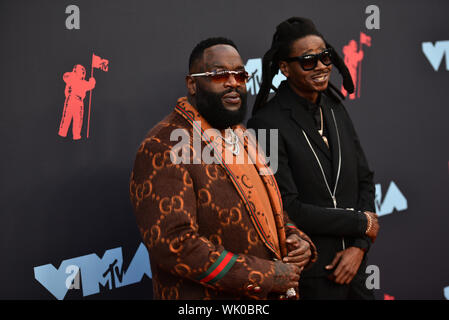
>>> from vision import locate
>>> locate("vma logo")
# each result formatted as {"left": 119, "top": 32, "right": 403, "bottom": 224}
{"left": 34, "top": 243, "right": 152, "bottom": 300}
{"left": 375, "top": 181, "right": 408, "bottom": 217}
{"left": 422, "top": 40, "right": 449, "bottom": 71}
{"left": 245, "top": 58, "right": 285, "bottom": 96}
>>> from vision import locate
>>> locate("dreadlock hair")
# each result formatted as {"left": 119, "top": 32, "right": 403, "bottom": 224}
{"left": 189, "top": 37, "right": 238, "bottom": 72}
{"left": 252, "top": 17, "right": 355, "bottom": 115}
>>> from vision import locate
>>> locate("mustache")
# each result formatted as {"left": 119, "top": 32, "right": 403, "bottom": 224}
{"left": 311, "top": 68, "right": 332, "bottom": 77}
{"left": 195, "top": 85, "right": 248, "bottom": 130}
{"left": 219, "top": 88, "right": 246, "bottom": 98}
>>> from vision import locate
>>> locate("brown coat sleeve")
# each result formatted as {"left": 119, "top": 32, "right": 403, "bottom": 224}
{"left": 130, "top": 138, "right": 280, "bottom": 299}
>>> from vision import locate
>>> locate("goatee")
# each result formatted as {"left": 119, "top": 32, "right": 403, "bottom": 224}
{"left": 194, "top": 87, "right": 247, "bottom": 130}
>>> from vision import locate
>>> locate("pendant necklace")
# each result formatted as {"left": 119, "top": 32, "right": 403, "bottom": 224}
{"left": 318, "top": 107, "right": 329, "bottom": 148}
{"left": 218, "top": 128, "right": 240, "bottom": 156}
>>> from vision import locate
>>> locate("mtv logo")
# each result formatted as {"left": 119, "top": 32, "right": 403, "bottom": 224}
{"left": 375, "top": 181, "right": 408, "bottom": 217}
{"left": 34, "top": 243, "right": 152, "bottom": 300}
{"left": 422, "top": 40, "right": 449, "bottom": 71}
{"left": 245, "top": 58, "right": 286, "bottom": 96}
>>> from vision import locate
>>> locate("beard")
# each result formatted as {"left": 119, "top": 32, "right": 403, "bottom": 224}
{"left": 194, "top": 86, "right": 247, "bottom": 130}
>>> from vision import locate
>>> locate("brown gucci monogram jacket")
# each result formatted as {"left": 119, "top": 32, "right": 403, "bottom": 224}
{"left": 129, "top": 98, "right": 317, "bottom": 299}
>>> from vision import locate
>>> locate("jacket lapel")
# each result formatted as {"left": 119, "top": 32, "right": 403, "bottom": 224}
{"left": 278, "top": 83, "right": 331, "bottom": 159}
{"left": 321, "top": 95, "right": 342, "bottom": 192}
{"left": 174, "top": 97, "right": 284, "bottom": 259}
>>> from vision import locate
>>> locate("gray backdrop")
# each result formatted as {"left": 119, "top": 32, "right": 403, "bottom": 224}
{"left": 1, "top": 0, "right": 448, "bottom": 300}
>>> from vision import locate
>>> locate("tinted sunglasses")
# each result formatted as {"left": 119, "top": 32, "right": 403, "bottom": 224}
{"left": 284, "top": 49, "right": 332, "bottom": 71}
{"left": 189, "top": 70, "right": 250, "bottom": 84}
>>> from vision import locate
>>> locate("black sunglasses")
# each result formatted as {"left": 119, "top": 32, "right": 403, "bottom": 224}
{"left": 284, "top": 49, "right": 333, "bottom": 71}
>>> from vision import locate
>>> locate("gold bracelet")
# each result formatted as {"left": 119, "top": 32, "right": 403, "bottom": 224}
{"left": 364, "top": 212, "right": 372, "bottom": 234}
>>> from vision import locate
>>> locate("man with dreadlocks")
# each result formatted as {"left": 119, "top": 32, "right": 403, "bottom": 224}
{"left": 248, "top": 17, "right": 379, "bottom": 300}
{"left": 130, "top": 37, "right": 317, "bottom": 299}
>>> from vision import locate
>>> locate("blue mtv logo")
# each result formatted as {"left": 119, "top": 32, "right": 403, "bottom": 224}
{"left": 245, "top": 58, "right": 286, "bottom": 96}
{"left": 422, "top": 40, "right": 449, "bottom": 71}
{"left": 375, "top": 181, "right": 408, "bottom": 217}
{"left": 34, "top": 243, "right": 152, "bottom": 300}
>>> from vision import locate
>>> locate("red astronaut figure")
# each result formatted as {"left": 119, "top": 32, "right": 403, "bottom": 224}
{"left": 341, "top": 40, "right": 364, "bottom": 100}
{"left": 58, "top": 64, "right": 96, "bottom": 140}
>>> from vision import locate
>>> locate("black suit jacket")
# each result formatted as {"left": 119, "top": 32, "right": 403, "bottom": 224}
{"left": 247, "top": 81, "right": 375, "bottom": 278}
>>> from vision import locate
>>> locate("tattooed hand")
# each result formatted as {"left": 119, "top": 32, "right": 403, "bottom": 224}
{"left": 283, "top": 234, "right": 312, "bottom": 269}
{"left": 271, "top": 260, "right": 301, "bottom": 293}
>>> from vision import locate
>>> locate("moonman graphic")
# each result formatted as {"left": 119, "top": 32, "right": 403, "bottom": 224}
{"left": 58, "top": 64, "right": 96, "bottom": 140}
{"left": 341, "top": 40, "right": 363, "bottom": 100}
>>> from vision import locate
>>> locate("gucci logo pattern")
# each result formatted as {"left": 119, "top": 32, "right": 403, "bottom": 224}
{"left": 130, "top": 110, "right": 314, "bottom": 300}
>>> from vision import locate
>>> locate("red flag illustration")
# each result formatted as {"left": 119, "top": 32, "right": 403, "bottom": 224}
{"left": 356, "top": 32, "right": 372, "bottom": 98}
{"left": 87, "top": 53, "right": 110, "bottom": 138}
{"left": 341, "top": 40, "right": 364, "bottom": 100}
{"left": 92, "top": 53, "right": 109, "bottom": 72}
{"left": 360, "top": 32, "right": 372, "bottom": 47}
{"left": 341, "top": 33, "right": 372, "bottom": 100}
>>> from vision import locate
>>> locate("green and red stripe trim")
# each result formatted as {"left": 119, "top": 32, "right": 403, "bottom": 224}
{"left": 244, "top": 130, "right": 284, "bottom": 212}
{"left": 259, "top": 153, "right": 283, "bottom": 210}
{"left": 197, "top": 250, "right": 238, "bottom": 284}
{"left": 286, "top": 223, "right": 298, "bottom": 230}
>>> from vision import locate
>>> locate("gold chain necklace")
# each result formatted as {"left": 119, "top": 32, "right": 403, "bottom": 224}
{"left": 318, "top": 107, "right": 329, "bottom": 148}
